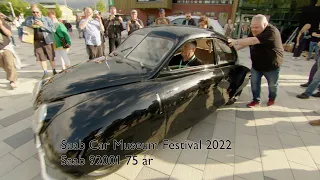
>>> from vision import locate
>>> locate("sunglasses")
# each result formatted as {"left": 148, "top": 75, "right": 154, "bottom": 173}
{"left": 186, "top": 16, "right": 191, "bottom": 18}
{"left": 32, "top": 11, "right": 40, "bottom": 14}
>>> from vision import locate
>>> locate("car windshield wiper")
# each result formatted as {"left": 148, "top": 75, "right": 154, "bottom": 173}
{"left": 120, "top": 47, "right": 133, "bottom": 52}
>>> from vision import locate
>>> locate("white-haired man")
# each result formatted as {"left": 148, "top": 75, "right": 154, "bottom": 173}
{"left": 228, "top": 14, "right": 283, "bottom": 108}
{"left": 80, "top": 7, "right": 105, "bottom": 60}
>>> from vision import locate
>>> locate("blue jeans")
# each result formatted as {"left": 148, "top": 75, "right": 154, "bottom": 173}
{"left": 251, "top": 68, "right": 280, "bottom": 102}
{"left": 305, "top": 58, "right": 320, "bottom": 96}
{"left": 308, "top": 41, "right": 319, "bottom": 60}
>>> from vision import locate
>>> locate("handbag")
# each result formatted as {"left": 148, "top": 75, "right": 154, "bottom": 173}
{"left": 55, "top": 32, "right": 70, "bottom": 49}
{"left": 21, "top": 26, "right": 34, "bottom": 44}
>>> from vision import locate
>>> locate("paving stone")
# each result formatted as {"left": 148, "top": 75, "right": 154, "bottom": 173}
{"left": 0, "top": 142, "right": 14, "bottom": 158}
{"left": 0, "top": 154, "right": 22, "bottom": 177}
{"left": 259, "top": 146, "right": 294, "bottom": 180}
{"left": 213, "top": 118, "right": 235, "bottom": 143}
{"left": 235, "top": 133, "right": 261, "bottom": 162}
{"left": 236, "top": 110, "right": 255, "bottom": 120}
{"left": 100, "top": 174, "right": 128, "bottom": 180}
{"left": 11, "top": 140, "right": 37, "bottom": 161}
{"left": 278, "top": 132, "right": 308, "bottom": 151}
{"left": 135, "top": 166, "right": 169, "bottom": 180}
{"left": 236, "top": 118, "right": 257, "bottom": 136}
{"left": 203, "top": 159, "right": 234, "bottom": 180}
{"left": 0, "top": 157, "right": 40, "bottom": 180}
{"left": 257, "top": 133, "right": 283, "bottom": 151}
{"left": 187, "top": 121, "right": 215, "bottom": 144}
{"left": 255, "top": 119, "right": 278, "bottom": 136}
{"left": 147, "top": 141, "right": 182, "bottom": 175}
{"left": 202, "top": 112, "right": 218, "bottom": 125}
{"left": 169, "top": 163, "right": 203, "bottom": 180}
{"left": 170, "top": 128, "right": 191, "bottom": 142}
{"left": 289, "top": 161, "right": 320, "bottom": 180}
{"left": 283, "top": 144, "right": 318, "bottom": 169}
{"left": 4, "top": 128, "right": 34, "bottom": 149}
{"left": 208, "top": 140, "right": 234, "bottom": 166}
{"left": 0, "top": 107, "right": 33, "bottom": 127}
{"left": 30, "top": 174, "right": 43, "bottom": 180}
{"left": 177, "top": 140, "right": 208, "bottom": 170}
{"left": 234, "top": 156, "right": 264, "bottom": 180}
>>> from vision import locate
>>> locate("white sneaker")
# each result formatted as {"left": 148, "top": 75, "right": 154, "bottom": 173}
{"left": 292, "top": 57, "right": 297, "bottom": 60}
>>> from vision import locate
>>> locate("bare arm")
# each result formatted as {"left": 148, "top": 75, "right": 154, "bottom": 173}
{"left": 99, "top": 18, "right": 104, "bottom": 32}
{"left": 80, "top": 18, "right": 90, "bottom": 30}
{"left": 235, "top": 45, "right": 246, "bottom": 51}
{"left": 0, "top": 20, "right": 12, "bottom": 37}
{"left": 312, "top": 32, "right": 320, "bottom": 38}
{"left": 126, "top": 22, "right": 130, "bottom": 32}
{"left": 296, "top": 31, "right": 302, "bottom": 45}
{"left": 230, "top": 37, "right": 260, "bottom": 49}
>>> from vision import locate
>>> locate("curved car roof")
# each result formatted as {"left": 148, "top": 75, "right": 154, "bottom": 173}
{"left": 134, "top": 25, "right": 224, "bottom": 41}
{"left": 167, "top": 15, "right": 225, "bottom": 35}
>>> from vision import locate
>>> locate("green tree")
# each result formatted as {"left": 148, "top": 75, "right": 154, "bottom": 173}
{"left": 55, "top": 3, "right": 62, "bottom": 18}
{"left": 0, "top": 0, "right": 30, "bottom": 17}
{"left": 96, "top": 0, "right": 106, "bottom": 13}
{"left": 37, "top": 3, "right": 48, "bottom": 16}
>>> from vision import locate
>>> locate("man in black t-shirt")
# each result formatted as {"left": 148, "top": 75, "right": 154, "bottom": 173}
{"left": 307, "top": 23, "right": 320, "bottom": 60}
{"left": 127, "top": 10, "right": 144, "bottom": 36}
{"left": 228, "top": 14, "right": 283, "bottom": 107}
{"left": 169, "top": 41, "right": 202, "bottom": 68}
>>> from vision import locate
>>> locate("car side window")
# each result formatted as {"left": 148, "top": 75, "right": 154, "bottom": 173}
{"left": 171, "top": 18, "right": 185, "bottom": 25}
{"left": 213, "top": 39, "right": 235, "bottom": 65}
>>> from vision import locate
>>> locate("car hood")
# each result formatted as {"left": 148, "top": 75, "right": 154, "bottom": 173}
{"left": 38, "top": 58, "right": 147, "bottom": 102}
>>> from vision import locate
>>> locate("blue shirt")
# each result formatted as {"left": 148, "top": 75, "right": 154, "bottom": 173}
{"left": 81, "top": 18, "right": 101, "bottom": 46}
{"left": 18, "top": 16, "right": 55, "bottom": 44}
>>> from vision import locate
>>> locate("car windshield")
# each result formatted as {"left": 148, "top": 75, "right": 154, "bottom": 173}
{"left": 126, "top": 36, "right": 175, "bottom": 67}
{"left": 114, "top": 34, "right": 145, "bottom": 57}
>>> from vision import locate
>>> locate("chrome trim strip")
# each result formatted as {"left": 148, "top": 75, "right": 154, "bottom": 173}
{"left": 156, "top": 93, "right": 163, "bottom": 114}
{"left": 35, "top": 135, "right": 57, "bottom": 180}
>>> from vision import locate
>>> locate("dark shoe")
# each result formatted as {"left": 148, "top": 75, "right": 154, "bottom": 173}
{"left": 53, "top": 70, "right": 57, "bottom": 75}
{"left": 267, "top": 99, "right": 275, "bottom": 106}
{"left": 226, "top": 98, "right": 237, "bottom": 105}
{"left": 311, "top": 92, "right": 320, "bottom": 97}
{"left": 300, "top": 83, "right": 309, "bottom": 87}
{"left": 247, "top": 101, "right": 260, "bottom": 108}
{"left": 309, "top": 120, "right": 320, "bottom": 126}
{"left": 296, "top": 93, "right": 309, "bottom": 99}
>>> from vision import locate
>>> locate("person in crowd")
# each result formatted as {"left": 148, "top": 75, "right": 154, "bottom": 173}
{"left": 11, "top": 16, "right": 21, "bottom": 46}
{"left": 292, "top": 23, "right": 311, "bottom": 60}
{"left": 104, "top": 6, "right": 124, "bottom": 54}
{"left": 300, "top": 60, "right": 320, "bottom": 97}
{"left": 307, "top": 23, "right": 320, "bottom": 60}
{"left": 297, "top": 41, "right": 320, "bottom": 99}
{"left": 127, "top": 9, "right": 143, "bottom": 36}
{"left": 19, "top": 4, "right": 56, "bottom": 79}
{"left": 198, "top": 16, "right": 213, "bottom": 30}
{"left": 97, "top": 11, "right": 106, "bottom": 56}
{"left": 182, "top": 12, "right": 196, "bottom": 26}
{"left": 0, "top": 13, "right": 18, "bottom": 89}
{"left": 80, "top": 7, "right": 105, "bottom": 60}
{"left": 64, "top": 20, "right": 73, "bottom": 36}
{"left": 169, "top": 41, "right": 202, "bottom": 68}
{"left": 48, "top": 11, "right": 71, "bottom": 71}
{"left": 76, "top": 16, "right": 83, "bottom": 38}
{"left": 155, "top": 9, "right": 170, "bottom": 25}
{"left": 228, "top": 14, "right": 283, "bottom": 107}
{"left": 224, "top": 19, "right": 234, "bottom": 38}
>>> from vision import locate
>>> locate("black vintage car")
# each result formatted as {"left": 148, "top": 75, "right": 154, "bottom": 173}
{"left": 32, "top": 25, "right": 250, "bottom": 179}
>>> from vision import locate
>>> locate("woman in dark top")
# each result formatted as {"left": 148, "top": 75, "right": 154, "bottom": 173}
{"left": 293, "top": 23, "right": 311, "bottom": 60}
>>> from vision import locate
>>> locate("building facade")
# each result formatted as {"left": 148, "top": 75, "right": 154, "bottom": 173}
{"left": 114, "top": 0, "right": 236, "bottom": 27}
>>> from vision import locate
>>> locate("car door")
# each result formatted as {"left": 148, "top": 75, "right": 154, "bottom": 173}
{"left": 156, "top": 65, "right": 224, "bottom": 139}
{"left": 213, "top": 38, "right": 250, "bottom": 104}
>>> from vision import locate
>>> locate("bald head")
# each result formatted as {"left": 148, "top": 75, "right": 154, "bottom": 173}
{"left": 250, "top": 14, "right": 269, "bottom": 36}
{"left": 84, "top": 7, "right": 93, "bottom": 18}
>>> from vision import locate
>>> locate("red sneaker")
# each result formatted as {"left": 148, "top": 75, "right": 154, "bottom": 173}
{"left": 267, "top": 99, "right": 275, "bottom": 106}
{"left": 247, "top": 101, "right": 260, "bottom": 108}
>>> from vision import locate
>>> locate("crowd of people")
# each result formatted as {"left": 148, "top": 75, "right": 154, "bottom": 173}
{"left": 0, "top": 4, "right": 319, "bottom": 125}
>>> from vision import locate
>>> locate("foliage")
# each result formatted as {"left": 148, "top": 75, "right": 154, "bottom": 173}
{"left": 55, "top": 3, "right": 62, "bottom": 18}
{"left": 0, "top": 0, "right": 30, "bottom": 17}
{"left": 37, "top": 3, "right": 48, "bottom": 16}
{"left": 96, "top": 0, "right": 106, "bottom": 13}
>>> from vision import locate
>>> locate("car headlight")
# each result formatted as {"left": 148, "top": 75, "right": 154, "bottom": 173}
{"left": 32, "top": 104, "right": 47, "bottom": 134}
{"left": 32, "top": 80, "right": 43, "bottom": 103}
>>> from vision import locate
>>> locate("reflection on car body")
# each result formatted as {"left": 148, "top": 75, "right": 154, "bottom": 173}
{"left": 32, "top": 25, "right": 250, "bottom": 179}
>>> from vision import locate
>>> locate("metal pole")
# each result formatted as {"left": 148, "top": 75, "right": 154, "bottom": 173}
{"left": 8, "top": 2, "right": 16, "bottom": 17}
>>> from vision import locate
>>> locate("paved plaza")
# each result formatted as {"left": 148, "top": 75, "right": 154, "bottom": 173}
{"left": 0, "top": 31, "right": 320, "bottom": 180}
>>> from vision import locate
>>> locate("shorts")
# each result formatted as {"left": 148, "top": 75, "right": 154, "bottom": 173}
{"left": 34, "top": 41, "right": 55, "bottom": 62}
